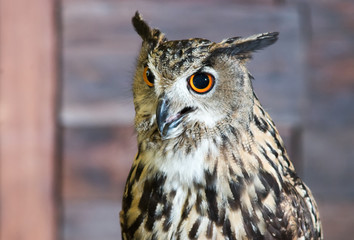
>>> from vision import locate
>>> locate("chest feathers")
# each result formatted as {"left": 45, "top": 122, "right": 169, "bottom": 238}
{"left": 120, "top": 101, "right": 321, "bottom": 240}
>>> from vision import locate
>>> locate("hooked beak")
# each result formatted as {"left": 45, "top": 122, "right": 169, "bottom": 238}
{"left": 156, "top": 95, "right": 194, "bottom": 140}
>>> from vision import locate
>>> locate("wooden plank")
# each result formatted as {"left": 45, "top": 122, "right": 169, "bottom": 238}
{"left": 0, "top": 0, "right": 59, "bottom": 239}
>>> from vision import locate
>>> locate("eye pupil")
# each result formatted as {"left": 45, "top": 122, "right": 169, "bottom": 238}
{"left": 143, "top": 67, "right": 155, "bottom": 87}
{"left": 189, "top": 72, "right": 214, "bottom": 94}
{"left": 192, "top": 73, "right": 209, "bottom": 89}
{"left": 146, "top": 69, "right": 154, "bottom": 83}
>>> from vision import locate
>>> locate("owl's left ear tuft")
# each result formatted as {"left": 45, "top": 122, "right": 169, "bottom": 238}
{"left": 211, "top": 32, "right": 279, "bottom": 59}
{"left": 132, "top": 11, "right": 167, "bottom": 47}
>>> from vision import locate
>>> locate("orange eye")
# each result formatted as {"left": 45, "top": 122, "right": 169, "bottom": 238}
{"left": 143, "top": 67, "right": 154, "bottom": 87}
{"left": 189, "top": 73, "right": 214, "bottom": 94}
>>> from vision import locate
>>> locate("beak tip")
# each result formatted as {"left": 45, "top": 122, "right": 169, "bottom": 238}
{"left": 157, "top": 121, "right": 167, "bottom": 139}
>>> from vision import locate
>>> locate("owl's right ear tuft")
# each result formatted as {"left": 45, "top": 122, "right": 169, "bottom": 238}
{"left": 132, "top": 11, "right": 167, "bottom": 47}
{"left": 132, "top": 12, "right": 152, "bottom": 42}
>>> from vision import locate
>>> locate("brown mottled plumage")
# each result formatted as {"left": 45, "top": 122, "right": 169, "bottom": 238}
{"left": 120, "top": 12, "right": 322, "bottom": 240}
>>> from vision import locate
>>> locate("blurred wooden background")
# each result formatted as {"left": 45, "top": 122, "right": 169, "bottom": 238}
{"left": 1, "top": 0, "right": 354, "bottom": 239}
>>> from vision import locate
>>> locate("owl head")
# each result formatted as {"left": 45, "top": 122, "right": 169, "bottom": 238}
{"left": 132, "top": 12, "right": 278, "bottom": 141}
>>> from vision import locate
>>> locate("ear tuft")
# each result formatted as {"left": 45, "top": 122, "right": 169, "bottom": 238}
{"left": 211, "top": 32, "right": 279, "bottom": 58}
{"left": 132, "top": 11, "right": 167, "bottom": 46}
{"left": 132, "top": 11, "right": 152, "bottom": 42}
{"left": 235, "top": 32, "right": 279, "bottom": 53}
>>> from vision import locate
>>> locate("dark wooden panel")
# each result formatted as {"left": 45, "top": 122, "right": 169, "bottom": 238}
{"left": 0, "top": 0, "right": 59, "bottom": 239}
{"left": 62, "top": 126, "right": 136, "bottom": 201}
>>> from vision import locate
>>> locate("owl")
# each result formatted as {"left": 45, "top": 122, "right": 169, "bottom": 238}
{"left": 120, "top": 12, "right": 322, "bottom": 240}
